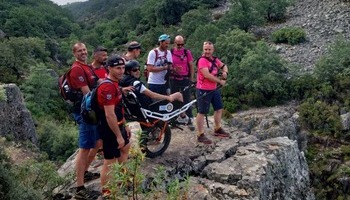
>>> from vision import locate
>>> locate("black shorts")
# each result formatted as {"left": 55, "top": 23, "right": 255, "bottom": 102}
{"left": 98, "top": 125, "right": 130, "bottom": 160}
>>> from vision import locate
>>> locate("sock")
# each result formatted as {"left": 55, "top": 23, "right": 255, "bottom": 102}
{"left": 102, "top": 188, "right": 111, "bottom": 196}
{"left": 215, "top": 126, "right": 221, "bottom": 131}
{"left": 76, "top": 185, "right": 85, "bottom": 192}
{"left": 197, "top": 132, "right": 204, "bottom": 137}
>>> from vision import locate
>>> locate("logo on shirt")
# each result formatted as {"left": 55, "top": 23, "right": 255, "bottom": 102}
{"left": 78, "top": 76, "right": 85, "bottom": 82}
{"left": 106, "top": 94, "right": 112, "bottom": 100}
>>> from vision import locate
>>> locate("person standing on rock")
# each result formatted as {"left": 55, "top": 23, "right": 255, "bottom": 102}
{"left": 96, "top": 55, "right": 131, "bottom": 198}
{"left": 146, "top": 34, "right": 173, "bottom": 95}
{"left": 123, "top": 41, "right": 142, "bottom": 61}
{"left": 170, "top": 35, "right": 195, "bottom": 130}
{"left": 67, "top": 42, "right": 102, "bottom": 199}
{"left": 196, "top": 41, "right": 230, "bottom": 144}
{"left": 91, "top": 46, "right": 108, "bottom": 79}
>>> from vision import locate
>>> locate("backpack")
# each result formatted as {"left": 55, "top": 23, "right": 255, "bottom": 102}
{"left": 80, "top": 79, "right": 114, "bottom": 125}
{"left": 144, "top": 48, "right": 168, "bottom": 81}
{"left": 170, "top": 48, "right": 190, "bottom": 77}
{"left": 58, "top": 67, "right": 85, "bottom": 104}
{"left": 196, "top": 56, "right": 218, "bottom": 74}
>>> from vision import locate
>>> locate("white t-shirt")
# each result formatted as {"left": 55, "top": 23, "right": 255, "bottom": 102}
{"left": 147, "top": 48, "right": 173, "bottom": 84}
{"left": 133, "top": 80, "right": 147, "bottom": 93}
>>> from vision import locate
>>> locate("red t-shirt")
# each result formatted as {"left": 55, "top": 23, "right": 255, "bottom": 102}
{"left": 68, "top": 61, "right": 98, "bottom": 90}
{"left": 97, "top": 80, "right": 124, "bottom": 121}
{"left": 94, "top": 67, "right": 107, "bottom": 79}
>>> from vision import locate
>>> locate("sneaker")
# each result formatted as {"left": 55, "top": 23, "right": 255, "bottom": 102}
{"left": 197, "top": 134, "right": 212, "bottom": 144}
{"left": 214, "top": 127, "right": 230, "bottom": 138}
{"left": 176, "top": 114, "right": 189, "bottom": 124}
{"left": 84, "top": 171, "right": 100, "bottom": 182}
{"left": 75, "top": 188, "right": 99, "bottom": 200}
{"left": 187, "top": 118, "right": 195, "bottom": 131}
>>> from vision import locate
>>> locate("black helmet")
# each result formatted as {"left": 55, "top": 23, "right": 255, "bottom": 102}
{"left": 125, "top": 60, "right": 140, "bottom": 71}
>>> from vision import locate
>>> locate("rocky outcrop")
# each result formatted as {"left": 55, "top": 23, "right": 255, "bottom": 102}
{"left": 0, "top": 84, "right": 37, "bottom": 145}
{"left": 57, "top": 103, "right": 314, "bottom": 199}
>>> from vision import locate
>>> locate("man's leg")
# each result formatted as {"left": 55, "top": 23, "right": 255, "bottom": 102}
{"left": 85, "top": 139, "right": 103, "bottom": 171}
{"left": 76, "top": 148, "right": 89, "bottom": 187}
{"left": 100, "top": 158, "right": 117, "bottom": 188}
{"left": 213, "top": 109, "right": 223, "bottom": 129}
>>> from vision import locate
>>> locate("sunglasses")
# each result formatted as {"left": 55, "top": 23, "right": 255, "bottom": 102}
{"left": 176, "top": 43, "right": 184, "bottom": 47}
{"left": 131, "top": 68, "right": 140, "bottom": 72}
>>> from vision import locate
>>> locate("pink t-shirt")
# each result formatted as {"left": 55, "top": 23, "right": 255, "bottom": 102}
{"left": 171, "top": 48, "right": 193, "bottom": 76}
{"left": 196, "top": 56, "right": 223, "bottom": 90}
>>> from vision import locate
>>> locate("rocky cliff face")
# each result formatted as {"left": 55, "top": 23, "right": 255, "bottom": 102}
{"left": 57, "top": 103, "right": 314, "bottom": 199}
{"left": 0, "top": 84, "right": 37, "bottom": 145}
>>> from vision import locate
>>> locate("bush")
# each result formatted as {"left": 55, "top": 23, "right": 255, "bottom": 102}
{"left": 299, "top": 98, "right": 342, "bottom": 138}
{"left": 271, "top": 27, "right": 306, "bottom": 45}
{"left": 37, "top": 119, "right": 77, "bottom": 162}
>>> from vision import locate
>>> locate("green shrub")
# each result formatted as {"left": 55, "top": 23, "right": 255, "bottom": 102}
{"left": 37, "top": 119, "right": 77, "bottom": 162}
{"left": 314, "top": 38, "right": 350, "bottom": 84}
{"left": 271, "top": 27, "right": 306, "bottom": 45}
{"left": 0, "top": 84, "right": 6, "bottom": 102}
{"left": 299, "top": 98, "right": 342, "bottom": 138}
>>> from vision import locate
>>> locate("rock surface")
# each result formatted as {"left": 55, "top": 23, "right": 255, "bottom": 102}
{"left": 57, "top": 103, "right": 314, "bottom": 199}
{"left": 0, "top": 84, "right": 37, "bottom": 145}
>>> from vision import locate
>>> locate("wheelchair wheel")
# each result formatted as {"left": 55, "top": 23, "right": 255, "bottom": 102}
{"left": 140, "top": 121, "right": 171, "bottom": 158}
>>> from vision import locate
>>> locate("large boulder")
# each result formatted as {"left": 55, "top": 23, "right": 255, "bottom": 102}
{"left": 0, "top": 84, "right": 37, "bottom": 145}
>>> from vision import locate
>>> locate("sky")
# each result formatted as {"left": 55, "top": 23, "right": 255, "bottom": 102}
{"left": 50, "top": 0, "right": 87, "bottom": 6}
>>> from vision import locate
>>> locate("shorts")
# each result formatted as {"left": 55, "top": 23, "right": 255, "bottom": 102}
{"left": 148, "top": 84, "right": 167, "bottom": 95}
{"left": 98, "top": 125, "right": 130, "bottom": 160}
{"left": 196, "top": 89, "right": 223, "bottom": 114}
{"left": 73, "top": 112, "right": 100, "bottom": 149}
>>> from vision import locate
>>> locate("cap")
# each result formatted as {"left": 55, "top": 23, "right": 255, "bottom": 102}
{"left": 127, "top": 41, "right": 141, "bottom": 51}
{"left": 158, "top": 34, "right": 170, "bottom": 42}
{"left": 107, "top": 55, "right": 125, "bottom": 67}
{"left": 93, "top": 46, "right": 107, "bottom": 54}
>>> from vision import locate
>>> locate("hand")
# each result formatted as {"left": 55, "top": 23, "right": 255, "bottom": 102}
{"left": 221, "top": 72, "right": 228, "bottom": 80}
{"left": 122, "top": 86, "right": 134, "bottom": 95}
{"left": 125, "top": 125, "right": 132, "bottom": 139}
{"left": 116, "top": 136, "right": 125, "bottom": 149}
{"left": 170, "top": 92, "right": 183, "bottom": 102}
{"left": 219, "top": 79, "right": 226, "bottom": 86}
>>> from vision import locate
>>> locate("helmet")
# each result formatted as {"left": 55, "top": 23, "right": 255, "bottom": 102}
{"left": 125, "top": 60, "right": 140, "bottom": 71}
{"left": 158, "top": 34, "right": 170, "bottom": 42}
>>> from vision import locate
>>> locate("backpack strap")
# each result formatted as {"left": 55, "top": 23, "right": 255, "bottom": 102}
{"left": 171, "top": 48, "right": 190, "bottom": 77}
{"left": 196, "top": 56, "right": 217, "bottom": 74}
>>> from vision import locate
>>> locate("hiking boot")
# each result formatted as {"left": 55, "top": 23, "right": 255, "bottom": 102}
{"left": 214, "top": 127, "right": 230, "bottom": 138}
{"left": 187, "top": 118, "right": 195, "bottom": 131}
{"left": 75, "top": 188, "right": 99, "bottom": 200}
{"left": 197, "top": 134, "right": 212, "bottom": 144}
{"left": 84, "top": 171, "right": 100, "bottom": 182}
{"left": 176, "top": 114, "right": 189, "bottom": 124}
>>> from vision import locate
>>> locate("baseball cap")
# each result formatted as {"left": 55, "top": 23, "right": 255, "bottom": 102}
{"left": 127, "top": 41, "right": 141, "bottom": 50}
{"left": 107, "top": 55, "right": 125, "bottom": 67}
{"left": 158, "top": 34, "right": 170, "bottom": 42}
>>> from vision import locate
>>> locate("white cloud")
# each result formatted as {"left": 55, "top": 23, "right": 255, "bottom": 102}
{"left": 50, "top": 0, "right": 87, "bottom": 6}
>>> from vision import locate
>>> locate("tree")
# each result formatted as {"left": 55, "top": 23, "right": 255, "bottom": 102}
{"left": 180, "top": 7, "right": 211, "bottom": 38}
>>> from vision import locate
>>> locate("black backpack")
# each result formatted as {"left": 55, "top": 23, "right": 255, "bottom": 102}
{"left": 80, "top": 79, "right": 115, "bottom": 125}
{"left": 196, "top": 56, "right": 218, "bottom": 74}
{"left": 58, "top": 66, "right": 85, "bottom": 104}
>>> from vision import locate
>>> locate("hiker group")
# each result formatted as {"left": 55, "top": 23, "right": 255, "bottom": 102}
{"left": 60, "top": 34, "right": 229, "bottom": 199}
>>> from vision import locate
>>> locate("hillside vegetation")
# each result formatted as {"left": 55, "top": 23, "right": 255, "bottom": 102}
{"left": 1, "top": 0, "right": 350, "bottom": 199}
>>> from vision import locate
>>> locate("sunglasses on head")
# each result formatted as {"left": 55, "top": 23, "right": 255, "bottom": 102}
{"left": 131, "top": 68, "right": 140, "bottom": 72}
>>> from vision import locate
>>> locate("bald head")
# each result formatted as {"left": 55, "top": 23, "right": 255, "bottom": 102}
{"left": 174, "top": 35, "right": 185, "bottom": 50}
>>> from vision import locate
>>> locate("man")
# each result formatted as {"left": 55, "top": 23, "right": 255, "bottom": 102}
{"left": 170, "top": 35, "right": 195, "bottom": 131}
{"left": 96, "top": 55, "right": 131, "bottom": 198}
{"left": 120, "top": 60, "right": 183, "bottom": 107}
{"left": 67, "top": 42, "right": 102, "bottom": 199}
{"left": 146, "top": 34, "right": 173, "bottom": 95}
{"left": 123, "top": 41, "right": 141, "bottom": 61}
{"left": 91, "top": 46, "right": 108, "bottom": 79}
{"left": 196, "top": 41, "right": 230, "bottom": 144}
